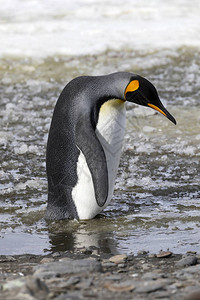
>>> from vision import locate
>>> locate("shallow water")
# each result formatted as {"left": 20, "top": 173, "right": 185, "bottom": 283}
{"left": 0, "top": 0, "right": 200, "bottom": 255}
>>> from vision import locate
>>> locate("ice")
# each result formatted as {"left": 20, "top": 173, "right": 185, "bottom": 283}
{"left": 14, "top": 144, "right": 28, "bottom": 155}
{"left": 15, "top": 179, "right": 46, "bottom": 192}
{"left": 0, "top": 137, "right": 7, "bottom": 147}
{"left": 28, "top": 145, "right": 39, "bottom": 154}
{"left": 143, "top": 126, "right": 156, "bottom": 133}
{"left": 2, "top": 77, "right": 12, "bottom": 85}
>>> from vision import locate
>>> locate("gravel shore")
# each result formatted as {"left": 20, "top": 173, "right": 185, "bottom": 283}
{"left": 1, "top": 248, "right": 200, "bottom": 300}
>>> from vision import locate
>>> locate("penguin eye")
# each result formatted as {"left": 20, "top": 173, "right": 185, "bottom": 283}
{"left": 124, "top": 80, "right": 139, "bottom": 98}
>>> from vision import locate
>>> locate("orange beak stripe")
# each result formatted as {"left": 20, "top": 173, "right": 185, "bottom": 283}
{"left": 147, "top": 103, "right": 167, "bottom": 117}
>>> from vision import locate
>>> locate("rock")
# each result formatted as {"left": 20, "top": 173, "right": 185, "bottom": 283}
{"left": 40, "top": 257, "right": 54, "bottom": 264}
{"left": 33, "top": 258, "right": 102, "bottom": 279}
{"left": 3, "top": 276, "right": 49, "bottom": 300}
{"left": 11, "top": 292, "right": 36, "bottom": 300}
{"left": 109, "top": 254, "right": 128, "bottom": 264}
{"left": 137, "top": 250, "right": 149, "bottom": 255}
{"left": 142, "top": 263, "right": 150, "bottom": 271}
{"left": 156, "top": 251, "right": 172, "bottom": 258}
{"left": 142, "top": 271, "right": 167, "bottom": 280}
{"left": 148, "top": 254, "right": 156, "bottom": 258}
{"left": 105, "top": 274, "right": 122, "bottom": 281}
{"left": 174, "top": 264, "right": 200, "bottom": 280}
{"left": 180, "top": 264, "right": 200, "bottom": 275}
{"left": 184, "top": 288, "right": 200, "bottom": 300}
{"left": 118, "top": 263, "right": 126, "bottom": 268}
{"left": 79, "top": 247, "right": 93, "bottom": 255}
{"left": 0, "top": 256, "right": 17, "bottom": 263}
{"left": 64, "top": 276, "right": 80, "bottom": 287}
{"left": 135, "top": 279, "right": 170, "bottom": 293}
{"left": 21, "top": 277, "right": 49, "bottom": 299}
{"left": 104, "top": 280, "right": 135, "bottom": 292}
{"left": 76, "top": 278, "right": 93, "bottom": 290}
{"left": 187, "top": 251, "right": 197, "bottom": 255}
{"left": 48, "top": 276, "right": 80, "bottom": 290}
{"left": 101, "top": 261, "right": 115, "bottom": 268}
{"left": 52, "top": 252, "right": 61, "bottom": 258}
{"left": 176, "top": 255, "right": 198, "bottom": 268}
{"left": 3, "top": 278, "right": 26, "bottom": 291}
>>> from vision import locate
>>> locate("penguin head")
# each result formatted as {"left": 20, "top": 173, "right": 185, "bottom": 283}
{"left": 124, "top": 75, "right": 176, "bottom": 125}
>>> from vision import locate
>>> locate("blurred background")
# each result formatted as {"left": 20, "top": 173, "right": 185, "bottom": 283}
{"left": 0, "top": 0, "right": 200, "bottom": 255}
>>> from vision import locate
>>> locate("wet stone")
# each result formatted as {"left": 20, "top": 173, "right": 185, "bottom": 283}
{"left": 184, "top": 287, "right": 200, "bottom": 300}
{"left": 135, "top": 279, "right": 170, "bottom": 293}
{"left": 118, "top": 263, "right": 126, "bottom": 268}
{"left": 137, "top": 250, "right": 149, "bottom": 256}
{"left": 109, "top": 254, "right": 128, "bottom": 264}
{"left": 175, "top": 264, "right": 200, "bottom": 277}
{"left": 33, "top": 258, "right": 102, "bottom": 279}
{"left": 156, "top": 251, "right": 173, "bottom": 258}
{"left": 76, "top": 278, "right": 93, "bottom": 289}
{"left": 175, "top": 255, "right": 198, "bottom": 268}
{"left": 0, "top": 256, "right": 17, "bottom": 263}
{"left": 105, "top": 274, "right": 122, "bottom": 281}
{"left": 101, "top": 261, "right": 116, "bottom": 268}
{"left": 104, "top": 280, "right": 135, "bottom": 292}
{"left": 142, "top": 271, "right": 167, "bottom": 280}
{"left": 40, "top": 257, "right": 54, "bottom": 264}
{"left": 21, "top": 277, "right": 49, "bottom": 299}
{"left": 52, "top": 252, "right": 61, "bottom": 258}
{"left": 1, "top": 251, "right": 200, "bottom": 300}
{"left": 54, "top": 291, "right": 85, "bottom": 300}
{"left": 3, "top": 278, "right": 26, "bottom": 291}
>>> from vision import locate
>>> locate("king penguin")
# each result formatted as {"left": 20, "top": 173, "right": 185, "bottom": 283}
{"left": 46, "top": 72, "right": 176, "bottom": 220}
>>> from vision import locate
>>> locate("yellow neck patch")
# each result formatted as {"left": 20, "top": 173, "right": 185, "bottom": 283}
{"left": 124, "top": 80, "right": 139, "bottom": 97}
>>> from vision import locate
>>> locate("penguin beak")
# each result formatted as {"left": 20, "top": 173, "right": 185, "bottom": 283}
{"left": 147, "top": 103, "right": 176, "bottom": 125}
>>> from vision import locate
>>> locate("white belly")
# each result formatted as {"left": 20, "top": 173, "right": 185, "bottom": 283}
{"left": 95, "top": 99, "right": 126, "bottom": 204}
{"left": 72, "top": 99, "right": 126, "bottom": 219}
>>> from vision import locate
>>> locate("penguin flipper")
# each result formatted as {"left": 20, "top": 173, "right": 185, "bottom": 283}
{"left": 75, "top": 114, "right": 108, "bottom": 207}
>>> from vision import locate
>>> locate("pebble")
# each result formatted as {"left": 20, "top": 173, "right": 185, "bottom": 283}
{"left": 179, "top": 264, "right": 200, "bottom": 274}
{"left": 142, "top": 271, "right": 167, "bottom": 280}
{"left": 105, "top": 274, "right": 122, "bottom": 281}
{"left": 104, "top": 280, "right": 135, "bottom": 292}
{"left": 137, "top": 250, "right": 149, "bottom": 255}
{"left": 109, "top": 254, "right": 128, "bottom": 264}
{"left": 135, "top": 279, "right": 170, "bottom": 293}
{"left": 76, "top": 278, "right": 93, "bottom": 289}
{"left": 1, "top": 251, "right": 200, "bottom": 300}
{"left": 101, "top": 261, "right": 115, "bottom": 268}
{"left": 142, "top": 263, "right": 150, "bottom": 271}
{"left": 3, "top": 278, "right": 26, "bottom": 291}
{"left": 148, "top": 253, "right": 156, "bottom": 258}
{"left": 175, "top": 255, "right": 198, "bottom": 268}
{"left": 156, "top": 251, "right": 172, "bottom": 258}
{"left": 52, "top": 252, "right": 61, "bottom": 258}
{"left": 40, "top": 257, "right": 54, "bottom": 264}
{"left": 48, "top": 276, "right": 80, "bottom": 289}
{"left": 0, "top": 256, "right": 17, "bottom": 263}
{"left": 21, "top": 277, "right": 49, "bottom": 299}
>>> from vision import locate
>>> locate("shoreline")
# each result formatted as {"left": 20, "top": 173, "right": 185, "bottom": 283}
{"left": 1, "top": 249, "right": 200, "bottom": 299}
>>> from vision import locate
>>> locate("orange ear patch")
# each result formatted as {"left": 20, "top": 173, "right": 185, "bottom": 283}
{"left": 124, "top": 80, "right": 139, "bottom": 97}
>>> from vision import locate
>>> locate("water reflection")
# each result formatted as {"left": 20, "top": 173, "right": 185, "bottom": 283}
{"left": 47, "top": 215, "right": 120, "bottom": 254}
